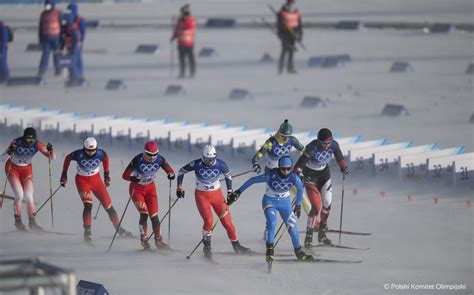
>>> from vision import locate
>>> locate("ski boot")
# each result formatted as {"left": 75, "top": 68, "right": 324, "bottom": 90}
{"left": 203, "top": 236, "right": 212, "bottom": 259}
{"left": 117, "top": 227, "right": 133, "bottom": 238}
{"left": 318, "top": 224, "right": 332, "bottom": 245}
{"left": 14, "top": 215, "right": 26, "bottom": 231}
{"left": 294, "top": 246, "right": 313, "bottom": 261}
{"left": 140, "top": 234, "right": 151, "bottom": 250}
{"left": 84, "top": 228, "right": 92, "bottom": 243}
{"left": 304, "top": 228, "right": 313, "bottom": 249}
{"left": 287, "top": 65, "right": 298, "bottom": 74}
{"left": 266, "top": 243, "right": 274, "bottom": 263}
{"left": 231, "top": 240, "right": 251, "bottom": 253}
{"left": 154, "top": 235, "right": 170, "bottom": 250}
{"left": 28, "top": 217, "right": 43, "bottom": 231}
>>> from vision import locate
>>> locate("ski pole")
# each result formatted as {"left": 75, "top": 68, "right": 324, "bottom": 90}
{"left": 48, "top": 157, "right": 54, "bottom": 229}
{"left": 107, "top": 191, "right": 134, "bottom": 253}
{"left": 146, "top": 197, "right": 179, "bottom": 241}
{"left": 219, "top": 169, "right": 255, "bottom": 182}
{"left": 0, "top": 161, "right": 12, "bottom": 209}
{"left": 186, "top": 206, "right": 230, "bottom": 260}
{"left": 34, "top": 185, "right": 62, "bottom": 216}
{"left": 167, "top": 179, "right": 172, "bottom": 245}
{"left": 93, "top": 204, "right": 101, "bottom": 220}
{"left": 338, "top": 174, "right": 346, "bottom": 245}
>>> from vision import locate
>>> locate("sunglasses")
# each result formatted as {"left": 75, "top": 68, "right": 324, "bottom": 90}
{"left": 145, "top": 152, "right": 158, "bottom": 158}
{"left": 321, "top": 141, "right": 332, "bottom": 145}
{"left": 280, "top": 167, "right": 292, "bottom": 172}
{"left": 24, "top": 137, "right": 35, "bottom": 143}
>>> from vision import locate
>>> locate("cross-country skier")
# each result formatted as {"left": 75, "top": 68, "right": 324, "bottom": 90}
{"left": 227, "top": 156, "right": 313, "bottom": 262}
{"left": 293, "top": 128, "right": 349, "bottom": 247}
{"left": 60, "top": 137, "right": 132, "bottom": 243}
{"left": 177, "top": 144, "right": 251, "bottom": 259}
{"left": 1, "top": 127, "right": 55, "bottom": 231}
{"left": 251, "top": 119, "right": 304, "bottom": 174}
{"left": 122, "top": 141, "right": 175, "bottom": 250}
{"left": 251, "top": 119, "right": 306, "bottom": 240}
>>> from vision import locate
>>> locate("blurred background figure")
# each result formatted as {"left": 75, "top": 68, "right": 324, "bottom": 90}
{"left": 64, "top": 2, "right": 86, "bottom": 82}
{"left": 0, "top": 19, "right": 13, "bottom": 82}
{"left": 277, "top": 0, "right": 302, "bottom": 74}
{"left": 171, "top": 4, "right": 196, "bottom": 78}
{"left": 37, "top": 0, "right": 62, "bottom": 79}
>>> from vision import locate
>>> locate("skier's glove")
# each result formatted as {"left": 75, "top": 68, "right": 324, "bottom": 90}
{"left": 130, "top": 176, "right": 141, "bottom": 183}
{"left": 176, "top": 186, "right": 185, "bottom": 199}
{"left": 7, "top": 143, "right": 16, "bottom": 155}
{"left": 252, "top": 163, "right": 261, "bottom": 174}
{"left": 167, "top": 173, "right": 175, "bottom": 180}
{"left": 46, "top": 142, "right": 53, "bottom": 152}
{"left": 293, "top": 204, "right": 301, "bottom": 218}
{"left": 340, "top": 166, "right": 350, "bottom": 175}
{"left": 104, "top": 172, "right": 111, "bottom": 187}
{"left": 60, "top": 171, "right": 67, "bottom": 187}
{"left": 226, "top": 190, "right": 241, "bottom": 206}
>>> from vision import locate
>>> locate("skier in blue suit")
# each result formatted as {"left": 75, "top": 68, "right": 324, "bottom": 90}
{"left": 227, "top": 156, "right": 313, "bottom": 262}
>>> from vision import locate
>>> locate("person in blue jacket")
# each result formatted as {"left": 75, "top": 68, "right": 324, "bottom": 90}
{"left": 0, "top": 19, "right": 13, "bottom": 82}
{"left": 64, "top": 2, "right": 86, "bottom": 81}
{"left": 227, "top": 156, "right": 313, "bottom": 263}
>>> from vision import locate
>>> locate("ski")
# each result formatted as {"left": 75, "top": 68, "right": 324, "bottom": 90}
{"left": 1, "top": 229, "right": 74, "bottom": 236}
{"left": 274, "top": 257, "right": 362, "bottom": 264}
{"left": 203, "top": 255, "right": 219, "bottom": 265}
{"left": 309, "top": 244, "right": 369, "bottom": 251}
{"left": 212, "top": 251, "right": 294, "bottom": 257}
{"left": 299, "top": 229, "right": 372, "bottom": 236}
{"left": 84, "top": 240, "right": 95, "bottom": 248}
{"left": 34, "top": 229, "right": 75, "bottom": 236}
{"left": 267, "top": 260, "right": 273, "bottom": 273}
{"left": 137, "top": 248, "right": 169, "bottom": 255}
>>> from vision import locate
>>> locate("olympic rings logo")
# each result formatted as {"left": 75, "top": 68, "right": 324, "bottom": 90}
{"left": 16, "top": 147, "right": 36, "bottom": 156}
{"left": 271, "top": 181, "right": 292, "bottom": 191}
{"left": 199, "top": 168, "right": 220, "bottom": 179}
{"left": 273, "top": 146, "right": 291, "bottom": 156}
{"left": 315, "top": 151, "right": 333, "bottom": 162}
{"left": 140, "top": 163, "right": 160, "bottom": 173}
{"left": 80, "top": 159, "right": 101, "bottom": 168}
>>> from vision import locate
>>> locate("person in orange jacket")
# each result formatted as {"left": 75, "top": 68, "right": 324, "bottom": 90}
{"left": 171, "top": 4, "right": 196, "bottom": 78}
{"left": 277, "top": 0, "right": 303, "bottom": 74}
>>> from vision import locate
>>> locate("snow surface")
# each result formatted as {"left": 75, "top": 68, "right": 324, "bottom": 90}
{"left": 0, "top": 0, "right": 473, "bottom": 294}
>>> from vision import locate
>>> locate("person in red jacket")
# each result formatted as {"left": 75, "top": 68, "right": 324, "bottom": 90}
{"left": 60, "top": 137, "right": 132, "bottom": 243}
{"left": 277, "top": 0, "right": 303, "bottom": 74}
{"left": 122, "top": 141, "right": 175, "bottom": 250}
{"left": 171, "top": 4, "right": 196, "bottom": 78}
{"left": 1, "top": 128, "right": 55, "bottom": 231}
